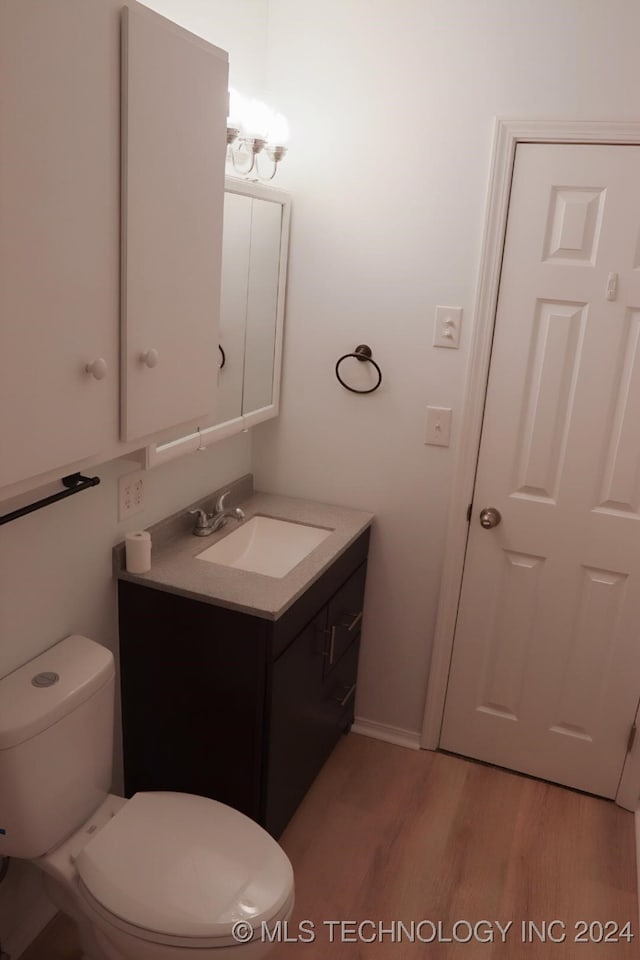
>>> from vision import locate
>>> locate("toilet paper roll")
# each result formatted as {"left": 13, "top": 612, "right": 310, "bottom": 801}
{"left": 125, "top": 530, "right": 152, "bottom": 573}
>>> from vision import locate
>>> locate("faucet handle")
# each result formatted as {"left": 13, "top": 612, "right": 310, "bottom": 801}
{"left": 188, "top": 508, "right": 210, "bottom": 531}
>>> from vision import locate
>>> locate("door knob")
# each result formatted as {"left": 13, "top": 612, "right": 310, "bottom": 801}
{"left": 479, "top": 507, "right": 501, "bottom": 529}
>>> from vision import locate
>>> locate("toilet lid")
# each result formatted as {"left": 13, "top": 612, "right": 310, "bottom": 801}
{"left": 75, "top": 792, "right": 293, "bottom": 940}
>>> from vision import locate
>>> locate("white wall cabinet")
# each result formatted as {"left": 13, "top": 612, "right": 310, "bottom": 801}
{"left": 0, "top": 0, "right": 121, "bottom": 490}
{"left": 121, "top": 5, "right": 227, "bottom": 441}
{"left": 0, "top": 1, "right": 228, "bottom": 496}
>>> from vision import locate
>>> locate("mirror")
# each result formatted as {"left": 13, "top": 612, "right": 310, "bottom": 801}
{"left": 216, "top": 184, "right": 285, "bottom": 425}
{"left": 147, "top": 177, "right": 290, "bottom": 466}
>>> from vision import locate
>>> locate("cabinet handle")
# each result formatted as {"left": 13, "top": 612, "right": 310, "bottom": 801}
{"left": 342, "top": 611, "right": 363, "bottom": 633}
{"left": 85, "top": 358, "right": 108, "bottom": 380}
{"left": 320, "top": 626, "right": 336, "bottom": 663}
{"left": 141, "top": 348, "right": 160, "bottom": 368}
{"left": 334, "top": 683, "right": 356, "bottom": 708}
{"left": 321, "top": 626, "right": 337, "bottom": 664}
{"left": 328, "top": 625, "right": 336, "bottom": 664}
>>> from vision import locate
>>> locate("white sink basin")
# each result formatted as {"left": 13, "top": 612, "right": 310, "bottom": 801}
{"left": 195, "top": 515, "right": 332, "bottom": 578}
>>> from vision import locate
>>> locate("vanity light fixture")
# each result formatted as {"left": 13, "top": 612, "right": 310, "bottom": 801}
{"left": 226, "top": 88, "right": 289, "bottom": 181}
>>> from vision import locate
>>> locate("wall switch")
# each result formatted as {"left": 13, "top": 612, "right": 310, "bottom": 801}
{"left": 425, "top": 406, "right": 452, "bottom": 446}
{"left": 118, "top": 470, "right": 145, "bottom": 520}
{"left": 433, "top": 305, "right": 462, "bottom": 349}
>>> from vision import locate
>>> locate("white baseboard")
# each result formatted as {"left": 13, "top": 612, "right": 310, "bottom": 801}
{"left": 351, "top": 717, "right": 421, "bottom": 751}
{"left": 5, "top": 896, "right": 56, "bottom": 959}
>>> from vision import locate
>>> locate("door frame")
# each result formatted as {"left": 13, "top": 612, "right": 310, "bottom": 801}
{"left": 420, "top": 118, "right": 640, "bottom": 809}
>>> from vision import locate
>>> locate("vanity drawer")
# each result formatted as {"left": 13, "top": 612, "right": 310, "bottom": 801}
{"left": 272, "top": 529, "right": 369, "bottom": 661}
{"left": 324, "top": 562, "right": 367, "bottom": 675}
{"left": 324, "top": 636, "right": 359, "bottom": 727}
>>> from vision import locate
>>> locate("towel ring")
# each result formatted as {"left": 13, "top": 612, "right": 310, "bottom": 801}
{"left": 335, "top": 344, "right": 382, "bottom": 394}
{"left": 218, "top": 344, "right": 226, "bottom": 370}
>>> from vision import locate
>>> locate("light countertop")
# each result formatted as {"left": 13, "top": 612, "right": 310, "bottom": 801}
{"left": 116, "top": 483, "right": 373, "bottom": 621}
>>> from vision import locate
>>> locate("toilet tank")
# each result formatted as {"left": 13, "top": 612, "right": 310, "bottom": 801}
{"left": 0, "top": 635, "right": 115, "bottom": 859}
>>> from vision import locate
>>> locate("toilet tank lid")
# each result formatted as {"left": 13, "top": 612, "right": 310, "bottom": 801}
{"left": 0, "top": 635, "right": 114, "bottom": 750}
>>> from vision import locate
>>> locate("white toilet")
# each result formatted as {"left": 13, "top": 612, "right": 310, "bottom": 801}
{"left": 0, "top": 635, "right": 294, "bottom": 960}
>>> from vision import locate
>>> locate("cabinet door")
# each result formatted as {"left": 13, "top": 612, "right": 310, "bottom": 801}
{"left": 266, "top": 611, "right": 339, "bottom": 837}
{"left": 242, "top": 197, "right": 283, "bottom": 415}
{"left": 214, "top": 192, "right": 252, "bottom": 426}
{"left": 121, "top": 5, "right": 227, "bottom": 441}
{"left": 0, "top": 0, "right": 120, "bottom": 488}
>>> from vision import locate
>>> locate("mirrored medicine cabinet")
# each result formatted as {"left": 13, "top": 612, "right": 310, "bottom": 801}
{"left": 146, "top": 177, "right": 290, "bottom": 466}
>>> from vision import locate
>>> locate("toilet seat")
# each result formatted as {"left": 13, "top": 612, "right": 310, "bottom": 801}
{"left": 76, "top": 879, "right": 295, "bottom": 950}
{"left": 74, "top": 792, "right": 294, "bottom": 949}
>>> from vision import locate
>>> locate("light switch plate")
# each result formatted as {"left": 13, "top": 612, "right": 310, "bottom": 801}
{"left": 425, "top": 406, "right": 452, "bottom": 446}
{"left": 433, "top": 305, "right": 462, "bottom": 349}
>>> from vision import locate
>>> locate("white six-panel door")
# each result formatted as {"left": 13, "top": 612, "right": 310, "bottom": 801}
{"left": 441, "top": 143, "right": 640, "bottom": 798}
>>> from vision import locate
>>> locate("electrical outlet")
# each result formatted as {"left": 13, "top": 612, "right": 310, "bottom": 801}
{"left": 118, "top": 470, "right": 145, "bottom": 520}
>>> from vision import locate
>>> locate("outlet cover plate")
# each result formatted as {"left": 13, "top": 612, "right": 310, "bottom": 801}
{"left": 118, "top": 470, "right": 145, "bottom": 520}
{"left": 433, "top": 305, "right": 462, "bottom": 349}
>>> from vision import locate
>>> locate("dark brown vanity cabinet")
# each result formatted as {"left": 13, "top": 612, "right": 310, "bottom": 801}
{"left": 118, "top": 528, "right": 369, "bottom": 837}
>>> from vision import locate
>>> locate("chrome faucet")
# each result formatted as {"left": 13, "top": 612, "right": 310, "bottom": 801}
{"left": 189, "top": 491, "right": 245, "bottom": 537}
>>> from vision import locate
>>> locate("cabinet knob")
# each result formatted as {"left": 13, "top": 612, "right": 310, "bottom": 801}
{"left": 141, "top": 348, "right": 160, "bottom": 368}
{"left": 85, "top": 358, "right": 108, "bottom": 380}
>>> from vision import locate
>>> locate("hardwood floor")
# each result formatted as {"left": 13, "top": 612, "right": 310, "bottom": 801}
{"left": 20, "top": 735, "right": 638, "bottom": 959}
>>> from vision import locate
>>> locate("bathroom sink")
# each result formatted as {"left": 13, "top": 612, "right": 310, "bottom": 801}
{"left": 195, "top": 515, "right": 332, "bottom": 578}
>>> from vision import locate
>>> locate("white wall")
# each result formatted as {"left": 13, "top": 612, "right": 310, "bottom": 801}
{"left": 0, "top": 2, "right": 267, "bottom": 953}
{"left": 253, "top": 0, "right": 640, "bottom": 739}
{"left": 139, "top": 0, "right": 268, "bottom": 93}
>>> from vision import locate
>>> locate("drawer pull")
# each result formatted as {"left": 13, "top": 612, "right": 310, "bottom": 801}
{"left": 343, "top": 611, "right": 363, "bottom": 632}
{"left": 335, "top": 683, "right": 356, "bottom": 708}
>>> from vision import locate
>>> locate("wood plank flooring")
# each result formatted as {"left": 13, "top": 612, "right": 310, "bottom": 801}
{"left": 20, "top": 735, "right": 638, "bottom": 959}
